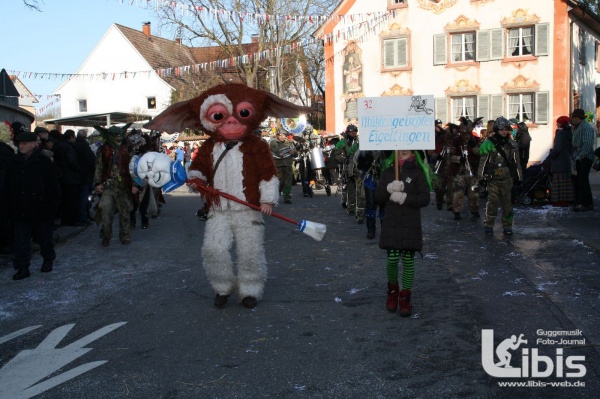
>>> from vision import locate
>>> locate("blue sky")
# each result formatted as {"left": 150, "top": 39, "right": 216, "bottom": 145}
{"left": 1, "top": 0, "right": 164, "bottom": 113}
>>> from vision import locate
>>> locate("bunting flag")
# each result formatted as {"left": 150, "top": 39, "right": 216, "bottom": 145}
{"left": 35, "top": 97, "right": 62, "bottom": 115}
{"left": 8, "top": 9, "right": 390, "bottom": 83}
{"left": 113, "top": 0, "right": 391, "bottom": 28}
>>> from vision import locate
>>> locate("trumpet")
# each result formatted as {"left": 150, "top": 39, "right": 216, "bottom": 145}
{"left": 461, "top": 145, "right": 474, "bottom": 177}
{"left": 434, "top": 146, "right": 449, "bottom": 174}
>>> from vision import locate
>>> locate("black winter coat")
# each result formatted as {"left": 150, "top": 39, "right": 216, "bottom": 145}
{"left": 0, "top": 142, "right": 16, "bottom": 211}
{"left": 549, "top": 127, "right": 572, "bottom": 173}
{"left": 375, "top": 159, "right": 430, "bottom": 251}
{"left": 6, "top": 149, "right": 60, "bottom": 221}
{"left": 72, "top": 137, "right": 97, "bottom": 184}
{"left": 51, "top": 140, "right": 82, "bottom": 185}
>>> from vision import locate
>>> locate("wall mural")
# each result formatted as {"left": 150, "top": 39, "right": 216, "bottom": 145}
{"left": 342, "top": 42, "right": 363, "bottom": 125}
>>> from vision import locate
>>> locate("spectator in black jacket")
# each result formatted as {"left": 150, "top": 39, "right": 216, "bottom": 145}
{"left": 66, "top": 129, "right": 96, "bottom": 224}
{"left": 6, "top": 132, "right": 60, "bottom": 280}
{"left": 0, "top": 125, "right": 17, "bottom": 253}
{"left": 41, "top": 128, "right": 82, "bottom": 226}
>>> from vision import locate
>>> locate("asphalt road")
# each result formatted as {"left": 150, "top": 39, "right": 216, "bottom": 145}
{"left": 1, "top": 182, "right": 599, "bottom": 399}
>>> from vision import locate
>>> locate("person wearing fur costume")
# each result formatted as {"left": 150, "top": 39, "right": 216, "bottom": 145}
{"left": 93, "top": 123, "right": 136, "bottom": 247}
{"left": 446, "top": 117, "right": 482, "bottom": 221}
{"left": 144, "top": 83, "right": 311, "bottom": 309}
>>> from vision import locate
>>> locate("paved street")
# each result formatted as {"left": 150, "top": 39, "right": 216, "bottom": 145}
{"left": 1, "top": 175, "right": 599, "bottom": 399}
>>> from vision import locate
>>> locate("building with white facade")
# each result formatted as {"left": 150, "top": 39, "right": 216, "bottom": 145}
{"left": 316, "top": 0, "right": 600, "bottom": 162}
{"left": 52, "top": 22, "right": 196, "bottom": 128}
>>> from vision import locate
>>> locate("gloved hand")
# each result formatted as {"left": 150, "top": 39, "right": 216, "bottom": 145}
{"left": 387, "top": 180, "right": 404, "bottom": 193}
{"left": 390, "top": 191, "right": 407, "bottom": 205}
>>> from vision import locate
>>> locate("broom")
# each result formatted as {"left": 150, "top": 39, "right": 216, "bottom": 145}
{"left": 187, "top": 178, "right": 327, "bottom": 241}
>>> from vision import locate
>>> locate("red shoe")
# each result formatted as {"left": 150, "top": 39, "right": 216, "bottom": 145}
{"left": 386, "top": 282, "right": 399, "bottom": 312}
{"left": 399, "top": 289, "right": 412, "bottom": 317}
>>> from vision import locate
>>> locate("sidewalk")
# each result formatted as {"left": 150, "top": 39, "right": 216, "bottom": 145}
{"left": 545, "top": 170, "right": 600, "bottom": 253}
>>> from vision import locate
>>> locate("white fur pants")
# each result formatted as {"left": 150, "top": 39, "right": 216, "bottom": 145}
{"left": 202, "top": 210, "right": 267, "bottom": 300}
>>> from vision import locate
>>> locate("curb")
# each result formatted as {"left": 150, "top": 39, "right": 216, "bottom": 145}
{"left": 545, "top": 213, "right": 600, "bottom": 254}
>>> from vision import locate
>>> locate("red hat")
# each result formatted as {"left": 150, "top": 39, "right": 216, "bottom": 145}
{"left": 556, "top": 116, "right": 571, "bottom": 126}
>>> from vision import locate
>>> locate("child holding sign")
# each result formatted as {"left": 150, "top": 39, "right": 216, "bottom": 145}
{"left": 375, "top": 150, "right": 431, "bottom": 316}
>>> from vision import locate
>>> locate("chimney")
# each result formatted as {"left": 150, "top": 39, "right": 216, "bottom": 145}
{"left": 251, "top": 34, "right": 259, "bottom": 44}
{"left": 142, "top": 22, "right": 151, "bottom": 38}
{"left": 175, "top": 38, "right": 182, "bottom": 45}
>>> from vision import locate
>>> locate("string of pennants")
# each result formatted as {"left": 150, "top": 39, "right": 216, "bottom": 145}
{"left": 9, "top": 10, "right": 392, "bottom": 84}
{"left": 35, "top": 97, "right": 61, "bottom": 115}
{"left": 118, "top": 0, "right": 394, "bottom": 32}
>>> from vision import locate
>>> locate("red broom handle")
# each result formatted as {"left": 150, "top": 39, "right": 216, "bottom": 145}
{"left": 187, "top": 178, "right": 299, "bottom": 226}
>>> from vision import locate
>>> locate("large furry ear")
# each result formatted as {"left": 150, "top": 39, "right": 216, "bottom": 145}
{"left": 263, "top": 91, "right": 314, "bottom": 118}
{"left": 143, "top": 100, "right": 203, "bottom": 133}
{"left": 447, "top": 123, "right": 460, "bottom": 132}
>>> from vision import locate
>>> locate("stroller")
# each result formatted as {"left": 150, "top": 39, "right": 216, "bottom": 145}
{"left": 517, "top": 158, "right": 551, "bottom": 205}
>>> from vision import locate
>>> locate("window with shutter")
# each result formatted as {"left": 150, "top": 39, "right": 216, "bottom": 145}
{"left": 433, "top": 34, "right": 447, "bottom": 65}
{"left": 535, "top": 92, "right": 549, "bottom": 124}
{"left": 477, "top": 95, "right": 490, "bottom": 121}
{"left": 382, "top": 37, "right": 409, "bottom": 71}
{"left": 534, "top": 23, "right": 549, "bottom": 56}
{"left": 507, "top": 93, "right": 534, "bottom": 122}
{"left": 384, "top": 41, "right": 396, "bottom": 68}
{"left": 490, "top": 95, "right": 504, "bottom": 119}
{"left": 476, "top": 30, "right": 490, "bottom": 61}
{"left": 451, "top": 33, "right": 476, "bottom": 62}
{"left": 451, "top": 97, "right": 477, "bottom": 122}
{"left": 490, "top": 29, "right": 504, "bottom": 60}
{"left": 435, "top": 97, "right": 448, "bottom": 123}
{"left": 507, "top": 27, "right": 534, "bottom": 57}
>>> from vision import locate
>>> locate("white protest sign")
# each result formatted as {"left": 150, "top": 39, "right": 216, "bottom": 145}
{"left": 357, "top": 95, "right": 435, "bottom": 150}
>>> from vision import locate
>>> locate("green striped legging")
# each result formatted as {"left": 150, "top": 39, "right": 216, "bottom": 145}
{"left": 386, "top": 249, "right": 415, "bottom": 290}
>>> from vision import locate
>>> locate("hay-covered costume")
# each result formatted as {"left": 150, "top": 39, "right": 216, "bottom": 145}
{"left": 447, "top": 117, "right": 481, "bottom": 220}
{"left": 93, "top": 124, "right": 134, "bottom": 246}
{"left": 144, "top": 83, "right": 311, "bottom": 308}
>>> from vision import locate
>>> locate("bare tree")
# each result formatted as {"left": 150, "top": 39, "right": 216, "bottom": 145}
{"left": 154, "top": 0, "right": 333, "bottom": 101}
{"left": 23, "top": 0, "right": 42, "bottom": 11}
{"left": 36, "top": 105, "right": 60, "bottom": 122}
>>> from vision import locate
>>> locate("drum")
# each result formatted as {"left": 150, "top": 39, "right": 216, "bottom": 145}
{"left": 309, "top": 147, "right": 326, "bottom": 170}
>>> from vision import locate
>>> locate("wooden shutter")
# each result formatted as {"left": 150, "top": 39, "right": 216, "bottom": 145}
{"left": 490, "top": 29, "right": 504, "bottom": 60}
{"left": 435, "top": 97, "right": 448, "bottom": 122}
{"left": 384, "top": 40, "right": 395, "bottom": 68}
{"left": 477, "top": 95, "right": 490, "bottom": 121}
{"left": 434, "top": 34, "right": 447, "bottom": 65}
{"left": 535, "top": 23, "right": 549, "bottom": 56}
{"left": 476, "top": 30, "right": 490, "bottom": 61}
{"left": 490, "top": 94, "right": 504, "bottom": 119}
{"left": 397, "top": 37, "right": 408, "bottom": 67}
{"left": 535, "top": 91, "right": 549, "bottom": 124}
